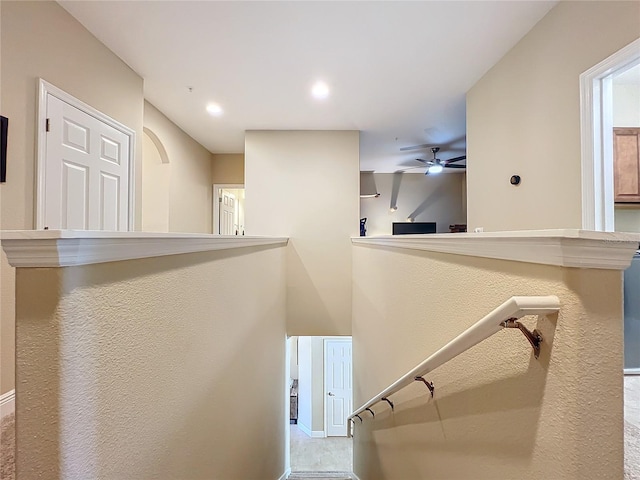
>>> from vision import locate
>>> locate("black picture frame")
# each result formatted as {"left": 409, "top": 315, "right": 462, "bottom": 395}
{"left": 0, "top": 116, "right": 7, "bottom": 183}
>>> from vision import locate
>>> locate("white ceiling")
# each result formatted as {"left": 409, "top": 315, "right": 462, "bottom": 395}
{"left": 59, "top": 1, "right": 556, "bottom": 173}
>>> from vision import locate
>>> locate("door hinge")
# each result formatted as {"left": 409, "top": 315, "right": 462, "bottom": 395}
{"left": 45, "top": 118, "right": 50, "bottom": 132}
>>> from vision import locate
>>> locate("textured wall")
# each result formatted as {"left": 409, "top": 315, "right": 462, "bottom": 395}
{"left": 143, "top": 101, "right": 213, "bottom": 234}
{"left": 466, "top": 1, "right": 640, "bottom": 232}
{"left": 360, "top": 173, "right": 466, "bottom": 236}
{"left": 352, "top": 246, "right": 623, "bottom": 479}
{"left": 245, "top": 130, "right": 360, "bottom": 336}
{"left": 0, "top": 1, "right": 144, "bottom": 395}
{"left": 15, "top": 246, "right": 287, "bottom": 480}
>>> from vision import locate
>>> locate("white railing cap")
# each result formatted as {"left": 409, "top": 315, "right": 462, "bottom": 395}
{"left": 352, "top": 229, "right": 640, "bottom": 270}
{"left": 1, "top": 230, "right": 289, "bottom": 267}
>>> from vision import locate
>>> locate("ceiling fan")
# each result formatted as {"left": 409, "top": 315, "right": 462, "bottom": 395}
{"left": 412, "top": 147, "right": 466, "bottom": 175}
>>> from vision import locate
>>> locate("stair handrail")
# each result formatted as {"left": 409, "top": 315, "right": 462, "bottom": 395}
{"left": 347, "top": 295, "right": 560, "bottom": 437}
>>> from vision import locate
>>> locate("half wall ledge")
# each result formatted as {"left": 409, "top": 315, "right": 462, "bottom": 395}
{"left": 1, "top": 230, "right": 289, "bottom": 268}
{"left": 352, "top": 229, "right": 640, "bottom": 270}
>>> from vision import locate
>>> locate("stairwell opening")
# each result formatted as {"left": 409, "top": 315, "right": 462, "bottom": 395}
{"left": 286, "top": 336, "right": 353, "bottom": 478}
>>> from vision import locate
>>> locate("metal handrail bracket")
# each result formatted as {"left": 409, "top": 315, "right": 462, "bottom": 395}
{"left": 346, "top": 295, "right": 560, "bottom": 437}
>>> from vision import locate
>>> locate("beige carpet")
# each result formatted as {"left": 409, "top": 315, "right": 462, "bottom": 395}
{"left": 627, "top": 375, "right": 640, "bottom": 480}
{"left": 0, "top": 413, "right": 15, "bottom": 480}
{"left": 290, "top": 425, "right": 352, "bottom": 473}
{"left": 288, "top": 474, "right": 352, "bottom": 480}
{"left": 627, "top": 420, "right": 640, "bottom": 480}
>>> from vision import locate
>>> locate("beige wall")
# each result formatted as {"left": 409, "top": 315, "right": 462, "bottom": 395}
{"left": 289, "top": 336, "right": 299, "bottom": 380}
{"left": 310, "top": 337, "right": 326, "bottom": 432}
{"left": 15, "top": 246, "right": 287, "bottom": 480}
{"left": 352, "top": 246, "right": 623, "bottom": 479}
{"left": 613, "top": 82, "right": 640, "bottom": 232}
{"left": 297, "top": 336, "right": 313, "bottom": 431}
{"left": 0, "top": 1, "right": 144, "bottom": 394}
{"left": 212, "top": 153, "right": 245, "bottom": 185}
{"left": 613, "top": 83, "right": 640, "bottom": 127}
{"left": 466, "top": 1, "right": 640, "bottom": 232}
{"left": 297, "top": 336, "right": 340, "bottom": 433}
{"left": 245, "top": 130, "right": 360, "bottom": 336}
{"left": 143, "top": 101, "right": 213, "bottom": 234}
{"left": 360, "top": 173, "right": 466, "bottom": 236}
{"left": 141, "top": 130, "right": 170, "bottom": 232}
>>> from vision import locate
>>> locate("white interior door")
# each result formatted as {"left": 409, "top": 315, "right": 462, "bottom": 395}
{"left": 325, "top": 339, "right": 352, "bottom": 437}
{"left": 213, "top": 184, "right": 244, "bottom": 234}
{"left": 220, "top": 190, "right": 237, "bottom": 235}
{"left": 38, "top": 80, "right": 133, "bottom": 231}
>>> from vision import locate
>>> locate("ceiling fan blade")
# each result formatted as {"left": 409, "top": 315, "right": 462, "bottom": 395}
{"left": 443, "top": 163, "right": 466, "bottom": 169}
{"left": 444, "top": 155, "right": 466, "bottom": 164}
{"left": 399, "top": 143, "right": 436, "bottom": 152}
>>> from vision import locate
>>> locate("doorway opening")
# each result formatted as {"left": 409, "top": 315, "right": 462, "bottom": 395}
{"left": 581, "top": 38, "right": 640, "bottom": 477}
{"left": 580, "top": 38, "right": 640, "bottom": 231}
{"left": 286, "top": 336, "right": 353, "bottom": 476}
{"left": 212, "top": 184, "right": 244, "bottom": 235}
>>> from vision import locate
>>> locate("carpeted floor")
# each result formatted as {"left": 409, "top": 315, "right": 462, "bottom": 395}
{"left": 287, "top": 474, "right": 352, "bottom": 480}
{"left": 290, "top": 425, "right": 352, "bottom": 473}
{"left": 626, "top": 419, "right": 640, "bottom": 480}
{"left": 0, "top": 413, "right": 15, "bottom": 480}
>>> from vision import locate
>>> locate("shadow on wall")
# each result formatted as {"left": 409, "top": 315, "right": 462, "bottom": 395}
{"left": 353, "top": 310, "right": 558, "bottom": 479}
{"left": 143, "top": 127, "right": 170, "bottom": 165}
{"left": 360, "top": 173, "right": 466, "bottom": 235}
{"left": 156, "top": 312, "right": 286, "bottom": 479}
{"left": 407, "top": 182, "right": 449, "bottom": 221}
{"left": 286, "top": 243, "right": 336, "bottom": 336}
{"left": 15, "top": 268, "right": 62, "bottom": 479}
{"left": 64, "top": 245, "right": 283, "bottom": 289}
{"left": 390, "top": 173, "right": 403, "bottom": 211}
{"left": 142, "top": 127, "right": 170, "bottom": 233}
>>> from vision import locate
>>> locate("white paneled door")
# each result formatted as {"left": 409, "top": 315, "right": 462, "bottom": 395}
{"left": 220, "top": 190, "right": 237, "bottom": 235}
{"left": 40, "top": 87, "right": 132, "bottom": 231}
{"left": 325, "top": 339, "right": 352, "bottom": 437}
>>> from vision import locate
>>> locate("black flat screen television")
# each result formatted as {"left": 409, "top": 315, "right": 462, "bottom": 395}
{"left": 392, "top": 222, "right": 436, "bottom": 235}
{"left": 0, "top": 116, "right": 7, "bottom": 183}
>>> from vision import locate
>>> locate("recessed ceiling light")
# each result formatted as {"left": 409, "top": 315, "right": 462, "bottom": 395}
{"left": 206, "top": 103, "right": 223, "bottom": 116}
{"left": 311, "top": 81, "right": 330, "bottom": 100}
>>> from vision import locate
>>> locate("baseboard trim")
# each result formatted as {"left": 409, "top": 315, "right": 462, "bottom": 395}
{"left": 277, "top": 467, "right": 291, "bottom": 480}
{"left": 297, "top": 422, "right": 325, "bottom": 438}
{"left": 0, "top": 389, "right": 15, "bottom": 418}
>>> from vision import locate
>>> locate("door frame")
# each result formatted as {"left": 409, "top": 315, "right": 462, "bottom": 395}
{"left": 323, "top": 336, "right": 352, "bottom": 437}
{"left": 212, "top": 183, "right": 244, "bottom": 234}
{"left": 580, "top": 38, "right": 640, "bottom": 231}
{"left": 36, "top": 79, "right": 136, "bottom": 231}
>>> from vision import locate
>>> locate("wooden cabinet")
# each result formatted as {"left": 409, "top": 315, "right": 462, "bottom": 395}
{"left": 614, "top": 128, "right": 640, "bottom": 203}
